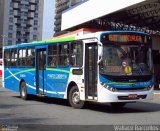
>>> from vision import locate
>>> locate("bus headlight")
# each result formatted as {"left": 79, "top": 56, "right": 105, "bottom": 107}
{"left": 100, "top": 82, "right": 117, "bottom": 92}
{"left": 145, "top": 85, "right": 153, "bottom": 91}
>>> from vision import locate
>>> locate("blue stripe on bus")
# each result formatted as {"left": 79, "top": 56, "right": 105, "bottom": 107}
{"left": 4, "top": 67, "right": 71, "bottom": 98}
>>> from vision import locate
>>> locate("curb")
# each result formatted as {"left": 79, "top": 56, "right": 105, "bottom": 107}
{"left": 154, "top": 92, "right": 160, "bottom": 95}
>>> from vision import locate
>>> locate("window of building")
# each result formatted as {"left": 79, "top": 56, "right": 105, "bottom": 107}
{"left": 35, "top": 6, "right": 38, "bottom": 11}
{"left": 70, "top": 41, "right": 83, "bottom": 67}
{"left": 9, "top": 25, "right": 13, "bottom": 30}
{"left": 33, "top": 35, "right": 37, "bottom": 40}
{"left": 23, "top": 19, "right": 28, "bottom": 23}
{"left": 23, "top": 12, "right": 27, "bottom": 16}
{"left": 33, "top": 27, "right": 37, "bottom": 31}
{"left": 9, "top": 10, "right": 14, "bottom": 15}
{"left": 9, "top": 17, "right": 13, "bottom": 23}
{"left": 8, "top": 40, "right": 12, "bottom": 45}
{"left": 58, "top": 43, "right": 69, "bottom": 66}
{"left": 34, "top": 20, "right": 38, "bottom": 25}
{"left": 24, "top": 5, "right": 28, "bottom": 10}
{"left": 8, "top": 33, "right": 13, "bottom": 38}
{"left": 35, "top": 0, "right": 39, "bottom": 3}
{"left": 10, "top": 2, "right": 13, "bottom": 8}
{"left": 48, "top": 45, "right": 57, "bottom": 67}
{"left": 34, "top": 13, "right": 38, "bottom": 18}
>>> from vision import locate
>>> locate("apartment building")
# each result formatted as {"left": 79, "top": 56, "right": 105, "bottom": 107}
{"left": 0, "top": 0, "right": 44, "bottom": 47}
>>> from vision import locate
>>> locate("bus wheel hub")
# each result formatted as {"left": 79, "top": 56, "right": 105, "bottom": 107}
{"left": 72, "top": 92, "right": 80, "bottom": 104}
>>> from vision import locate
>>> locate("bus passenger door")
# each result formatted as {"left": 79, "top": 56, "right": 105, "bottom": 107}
{"left": 36, "top": 48, "right": 46, "bottom": 96}
{"left": 85, "top": 43, "right": 98, "bottom": 100}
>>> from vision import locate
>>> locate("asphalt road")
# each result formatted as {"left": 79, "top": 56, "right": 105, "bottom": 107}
{"left": 0, "top": 78, "right": 160, "bottom": 130}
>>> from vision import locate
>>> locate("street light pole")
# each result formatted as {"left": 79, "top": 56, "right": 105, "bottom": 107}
{"left": 1, "top": 34, "right": 6, "bottom": 46}
{"left": 0, "top": 34, "right": 7, "bottom": 59}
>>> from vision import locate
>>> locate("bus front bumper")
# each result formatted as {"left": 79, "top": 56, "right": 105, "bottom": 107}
{"left": 98, "top": 87, "right": 154, "bottom": 103}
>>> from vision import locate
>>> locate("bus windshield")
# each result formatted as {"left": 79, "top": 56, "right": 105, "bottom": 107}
{"left": 100, "top": 44, "right": 152, "bottom": 76}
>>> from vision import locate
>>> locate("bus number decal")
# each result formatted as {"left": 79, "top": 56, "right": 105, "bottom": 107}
{"left": 20, "top": 74, "right": 26, "bottom": 78}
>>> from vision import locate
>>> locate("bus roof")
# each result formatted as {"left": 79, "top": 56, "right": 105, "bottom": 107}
{"left": 3, "top": 28, "right": 102, "bottom": 49}
{"left": 3, "top": 28, "right": 149, "bottom": 49}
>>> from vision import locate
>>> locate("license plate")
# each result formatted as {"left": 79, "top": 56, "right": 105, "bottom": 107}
{"left": 128, "top": 94, "right": 138, "bottom": 99}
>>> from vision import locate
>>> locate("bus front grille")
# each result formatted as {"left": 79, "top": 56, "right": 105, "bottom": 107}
{"left": 118, "top": 95, "right": 147, "bottom": 100}
{"left": 115, "top": 87, "right": 147, "bottom": 92}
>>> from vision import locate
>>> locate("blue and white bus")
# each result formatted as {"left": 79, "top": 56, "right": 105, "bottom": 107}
{"left": 3, "top": 28, "right": 154, "bottom": 108}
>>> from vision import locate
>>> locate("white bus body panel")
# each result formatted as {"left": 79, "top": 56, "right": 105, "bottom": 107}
{"left": 64, "top": 69, "right": 85, "bottom": 100}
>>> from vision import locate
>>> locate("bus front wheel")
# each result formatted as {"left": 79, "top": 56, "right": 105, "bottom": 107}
{"left": 20, "top": 81, "right": 28, "bottom": 100}
{"left": 69, "top": 86, "right": 84, "bottom": 109}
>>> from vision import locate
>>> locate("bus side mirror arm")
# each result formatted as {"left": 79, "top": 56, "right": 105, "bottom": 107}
{"left": 97, "top": 42, "right": 103, "bottom": 64}
{"left": 97, "top": 56, "right": 103, "bottom": 64}
{"left": 78, "top": 66, "right": 83, "bottom": 69}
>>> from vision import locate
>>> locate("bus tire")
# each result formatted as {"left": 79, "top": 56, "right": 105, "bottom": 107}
{"left": 69, "top": 86, "right": 84, "bottom": 109}
{"left": 110, "top": 102, "right": 126, "bottom": 108}
{"left": 20, "top": 81, "right": 28, "bottom": 100}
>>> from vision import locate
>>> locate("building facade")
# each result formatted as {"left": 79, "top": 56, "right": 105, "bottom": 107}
{"left": 0, "top": 0, "right": 44, "bottom": 47}
{"left": 0, "top": 0, "right": 5, "bottom": 46}
{"left": 54, "top": 0, "right": 82, "bottom": 36}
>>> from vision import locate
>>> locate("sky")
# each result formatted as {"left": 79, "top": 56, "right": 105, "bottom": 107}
{"left": 42, "top": 0, "right": 55, "bottom": 40}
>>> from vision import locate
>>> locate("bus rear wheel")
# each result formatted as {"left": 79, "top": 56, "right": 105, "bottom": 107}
{"left": 69, "top": 86, "right": 84, "bottom": 109}
{"left": 20, "top": 81, "right": 28, "bottom": 100}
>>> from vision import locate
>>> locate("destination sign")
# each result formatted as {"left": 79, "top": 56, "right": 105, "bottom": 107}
{"left": 109, "top": 34, "right": 143, "bottom": 42}
{"left": 101, "top": 33, "right": 149, "bottom": 44}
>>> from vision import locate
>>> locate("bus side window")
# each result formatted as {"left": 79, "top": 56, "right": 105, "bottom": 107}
{"left": 4, "top": 50, "right": 11, "bottom": 68}
{"left": 58, "top": 43, "right": 69, "bottom": 67}
{"left": 11, "top": 49, "right": 18, "bottom": 67}
{"left": 70, "top": 41, "right": 83, "bottom": 67}
{"left": 26, "top": 48, "right": 35, "bottom": 67}
{"left": 49, "top": 57, "right": 57, "bottom": 67}
{"left": 48, "top": 44, "right": 57, "bottom": 67}
{"left": 18, "top": 48, "right": 26, "bottom": 67}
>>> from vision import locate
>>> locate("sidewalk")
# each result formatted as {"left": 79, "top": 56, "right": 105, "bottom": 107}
{"left": 154, "top": 90, "right": 160, "bottom": 95}
{"left": 154, "top": 89, "right": 160, "bottom": 99}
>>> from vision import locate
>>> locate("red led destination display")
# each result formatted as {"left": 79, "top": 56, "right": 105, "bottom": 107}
{"left": 101, "top": 33, "right": 150, "bottom": 44}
